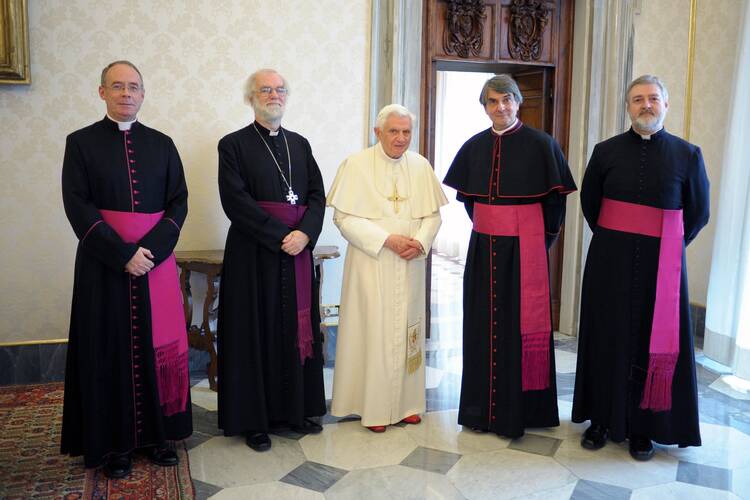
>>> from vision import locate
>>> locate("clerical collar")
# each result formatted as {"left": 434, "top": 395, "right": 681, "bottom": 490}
{"left": 491, "top": 119, "right": 519, "bottom": 136}
{"left": 254, "top": 121, "right": 281, "bottom": 136}
{"left": 376, "top": 142, "right": 405, "bottom": 164}
{"left": 107, "top": 113, "right": 137, "bottom": 131}
{"left": 630, "top": 126, "right": 664, "bottom": 141}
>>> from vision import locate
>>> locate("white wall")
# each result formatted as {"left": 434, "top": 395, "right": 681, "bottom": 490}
{"left": 0, "top": 0, "right": 371, "bottom": 343}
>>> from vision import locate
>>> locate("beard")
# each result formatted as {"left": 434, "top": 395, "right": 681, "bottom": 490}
{"left": 632, "top": 110, "right": 665, "bottom": 134}
{"left": 253, "top": 102, "right": 284, "bottom": 123}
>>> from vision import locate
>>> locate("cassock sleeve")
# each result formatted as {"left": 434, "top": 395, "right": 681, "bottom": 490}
{"left": 61, "top": 134, "right": 139, "bottom": 271}
{"left": 137, "top": 138, "right": 188, "bottom": 266}
{"left": 580, "top": 144, "right": 604, "bottom": 231}
{"left": 682, "top": 146, "right": 710, "bottom": 245}
{"left": 218, "top": 136, "right": 290, "bottom": 252}
{"left": 413, "top": 211, "right": 442, "bottom": 259}
{"left": 543, "top": 144, "right": 576, "bottom": 248}
{"left": 333, "top": 209, "right": 390, "bottom": 258}
{"left": 295, "top": 138, "right": 325, "bottom": 248}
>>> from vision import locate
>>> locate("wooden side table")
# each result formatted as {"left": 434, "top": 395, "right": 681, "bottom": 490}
{"left": 175, "top": 246, "right": 340, "bottom": 392}
{"left": 175, "top": 250, "right": 223, "bottom": 391}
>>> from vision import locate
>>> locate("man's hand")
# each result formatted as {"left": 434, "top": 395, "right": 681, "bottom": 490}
{"left": 385, "top": 235, "right": 423, "bottom": 260}
{"left": 125, "top": 247, "right": 155, "bottom": 276}
{"left": 281, "top": 230, "right": 310, "bottom": 256}
{"left": 399, "top": 240, "right": 423, "bottom": 261}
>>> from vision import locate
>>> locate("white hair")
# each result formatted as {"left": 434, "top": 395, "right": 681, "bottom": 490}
{"left": 243, "top": 68, "right": 290, "bottom": 105}
{"left": 625, "top": 74, "right": 669, "bottom": 103}
{"left": 375, "top": 104, "right": 415, "bottom": 130}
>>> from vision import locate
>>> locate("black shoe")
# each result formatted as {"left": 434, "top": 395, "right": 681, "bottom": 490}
{"left": 149, "top": 444, "right": 179, "bottom": 467}
{"left": 291, "top": 418, "right": 323, "bottom": 435}
{"left": 103, "top": 452, "right": 132, "bottom": 479}
{"left": 629, "top": 435, "right": 655, "bottom": 461}
{"left": 246, "top": 432, "right": 272, "bottom": 452}
{"left": 581, "top": 423, "right": 608, "bottom": 450}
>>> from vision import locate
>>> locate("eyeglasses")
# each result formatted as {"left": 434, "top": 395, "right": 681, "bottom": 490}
{"left": 108, "top": 83, "right": 142, "bottom": 93}
{"left": 256, "top": 86, "right": 287, "bottom": 96}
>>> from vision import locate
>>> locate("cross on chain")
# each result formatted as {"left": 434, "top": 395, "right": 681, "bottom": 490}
{"left": 286, "top": 189, "right": 299, "bottom": 205}
{"left": 387, "top": 183, "right": 406, "bottom": 213}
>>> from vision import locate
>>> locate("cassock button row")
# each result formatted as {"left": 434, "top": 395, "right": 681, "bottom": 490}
{"left": 492, "top": 416, "right": 496, "bottom": 420}
{"left": 134, "top": 201, "right": 140, "bottom": 205}
{"left": 133, "top": 179, "right": 139, "bottom": 184}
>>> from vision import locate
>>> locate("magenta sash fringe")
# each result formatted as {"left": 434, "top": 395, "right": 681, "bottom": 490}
{"left": 597, "top": 198, "right": 683, "bottom": 412}
{"left": 473, "top": 202, "right": 551, "bottom": 391}
{"left": 257, "top": 201, "right": 314, "bottom": 364}
{"left": 100, "top": 209, "right": 189, "bottom": 417}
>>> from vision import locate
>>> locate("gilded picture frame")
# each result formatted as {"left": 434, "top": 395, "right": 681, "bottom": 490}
{"left": 0, "top": 0, "right": 30, "bottom": 84}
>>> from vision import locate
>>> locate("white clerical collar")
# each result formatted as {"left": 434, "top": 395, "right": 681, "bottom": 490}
{"left": 376, "top": 142, "right": 405, "bottom": 164}
{"left": 107, "top": 114, "right": 137, "bottom": 131}
{"left": 491, "top": 119, "right": 518, "bottom": 136}
{"left": 635, "top": 126, "right": 663, "bottom": 140}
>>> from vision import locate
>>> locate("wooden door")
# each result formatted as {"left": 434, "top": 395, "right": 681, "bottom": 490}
{"left": 422, "top": 0, "right": 574, "bottom": 331}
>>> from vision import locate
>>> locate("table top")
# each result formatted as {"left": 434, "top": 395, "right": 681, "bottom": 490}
{"left": 175, "top": 246, "right": 340, "bottom": 265}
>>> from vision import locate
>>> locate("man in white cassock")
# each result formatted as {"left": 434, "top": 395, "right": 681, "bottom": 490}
{"left": 328, "top": 104, "right": 448, "bottom": 432}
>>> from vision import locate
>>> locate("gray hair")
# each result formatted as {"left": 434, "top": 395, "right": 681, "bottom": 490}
{"left": 375, "top": 104, "right": 415, "bottom": 130}
{"left": 100, "top": 60, "right": 143, "bottom": 87}
{"left": 625, "top": 74, "right": 669, "bottom": 103}
{"left": 479, "top": 74, "right": 523, "bottom": 106}
{"left": 244, "top": 68, "right": 290, "bottom": 105}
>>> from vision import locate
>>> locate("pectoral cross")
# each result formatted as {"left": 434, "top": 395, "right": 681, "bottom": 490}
{"left": 286, "top": 188, "right": 298, "bottom": 205}
{"left": 387, "top": 183, "right": 407, "bottom": 213}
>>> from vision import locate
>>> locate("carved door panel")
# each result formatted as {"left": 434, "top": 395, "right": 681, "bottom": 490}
{"left": 422, "top": 0, "right": 574, "bottom": 331}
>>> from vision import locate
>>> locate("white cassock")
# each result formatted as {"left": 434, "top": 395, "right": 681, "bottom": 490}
{"left": 327, "top": 143, "right": 448, "bottom": 426}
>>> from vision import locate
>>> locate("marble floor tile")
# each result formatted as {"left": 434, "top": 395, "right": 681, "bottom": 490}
{"left": 553, "top": 438, "right": 678, "bottom": 489}
{"left": 299, "top": 420, "right": 418, "bottom": 470}
{"left": 325, "top": 464, "right": 465, "bottom": 500}
{"left": 191, "top": 404, "right": 221, "bottom": 437}
{"left": 193, "top": 478, "right": 223, "bottom": 500}
{"left": 425, "top": 365, "right": 445, "bottom": 390}
{"left": 508, "top": 433, "right": 562, "bottom": 457}
{"left": 665, "top": 422, "right": 750, "bottom": 469}
{"left": 402, "top": 410, "right": 510, "bottom": 455}
{"left": 629, "top": 481, "right": 740, "bottom": 499}
{"left": 400, "top": 446, "right": 462, "bottom": 474}
{"left": 447, "top": 448, "right": 577, "bottom": 500}
{"left": 323, "top": 367, "right": 333, "bottom": 400}
{"left": 208, "top": 481, "right": 324, "bottom": 499}
{"left": 189, "top": 435, "right": 306, "bottom": 488}
{"left": 732, "top": 464, "right": 750, "bottom": 499}
{"left": 676, "top": 460, "right": 732, "bottom": 491}
{"left": 185, "top": 431, "right": 216, "bottom": 451}
{"left": 518, "top": 483, "right": 578, "bottom": 500}
{"left": 570, "top": 479, "right": 631, "bottom": 500}
{"left": 709, "top": 375, "right": 750, "bottom": 400}
{"left": 191, "top": 384, "right": 218, "bottom": 411}
{"left": 279, "top": 460, "right": 348, "bottom": 492}
{"left": 554, "top": 348, "right": 578, "bottom": 374}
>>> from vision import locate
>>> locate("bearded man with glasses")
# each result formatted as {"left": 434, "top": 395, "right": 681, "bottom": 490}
{"left": 217, "top": 68, "right": 326, "bottom": 452}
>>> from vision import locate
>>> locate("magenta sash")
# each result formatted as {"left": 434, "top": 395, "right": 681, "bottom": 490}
{"left": 100, "top": 209, "right": 189, "bottom": 416}
{"left": 473, "top": 202, "right": 551, "bottom": 391}
{"left": 257, "top": 201, "right": 314, "bottom": 364}
{"left": 597, "top": 198, "right": 683, "bottom": 412}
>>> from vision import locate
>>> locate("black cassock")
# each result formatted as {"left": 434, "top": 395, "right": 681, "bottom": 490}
{"left": 61, "top": 117, "right": 191, "bottom": 468}
{"left": 572, "top": 128, "right": 710, "bottom": 446}
{"left": 444, "top": 123, "right": 576, "bottom": 438}
{"left": 217, "top": 122, "right": 326, "bottom": 435}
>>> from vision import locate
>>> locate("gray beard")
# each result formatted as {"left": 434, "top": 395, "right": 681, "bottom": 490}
{"left": 634, "top": 113, "right": 664, "bottom": 134}
{"left": 254, "top": 103, "right": 284, "bottom": 123}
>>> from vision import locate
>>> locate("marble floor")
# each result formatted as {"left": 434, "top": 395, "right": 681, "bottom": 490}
{"left": 186, "top": 254, "right": 750, "bottom": 499}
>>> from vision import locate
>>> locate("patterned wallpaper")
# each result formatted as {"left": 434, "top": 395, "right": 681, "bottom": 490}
{"left": 0, "top": 0, "right": 370, "bottom": 343}
{"left": 632, "top": 0, "right": 744, "bottom": 305}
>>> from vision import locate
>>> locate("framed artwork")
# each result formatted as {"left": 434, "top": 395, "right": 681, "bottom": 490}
{"left": 0, "top": 0, "right": 30, "bottom": 84}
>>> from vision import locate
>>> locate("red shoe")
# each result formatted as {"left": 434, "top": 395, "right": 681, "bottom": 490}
{"left": 401, "top": 414, "right": 422, "bottom": 425}
{"left": 367, "top": 425, "right": 387, "bottom": 433}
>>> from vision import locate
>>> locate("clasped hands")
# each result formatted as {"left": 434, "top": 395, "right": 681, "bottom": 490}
{"left": 385, "top": 234, "right": 423, "bottom": 261}
{"left": 125, "top": 247, "right": 154, "bottom": 276}
{"left": 281, "top": 230, "right": 310, "bottom": 256}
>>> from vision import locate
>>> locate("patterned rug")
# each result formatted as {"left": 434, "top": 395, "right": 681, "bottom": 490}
{"left": 0, "top": 383, "right": 194, "bottom": 499}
